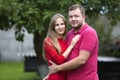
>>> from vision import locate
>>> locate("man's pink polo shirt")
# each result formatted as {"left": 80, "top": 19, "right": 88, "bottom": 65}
{"left": 66, "top": 23, "right": 99, "bottom": 80}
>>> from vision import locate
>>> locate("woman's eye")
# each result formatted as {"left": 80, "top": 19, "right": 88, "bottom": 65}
{"left": 61, "top": 23, "right": 64, "bottom": 25}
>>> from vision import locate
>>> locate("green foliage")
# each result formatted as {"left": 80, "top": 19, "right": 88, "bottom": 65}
{"left": 87, "top": 15, "right": 120, "bottom": 57}
{"left": 0, "top": 0, "right": 120, "bottom": 56}
{"left": 0, "top": 0, "right": 120, "bottom": 41}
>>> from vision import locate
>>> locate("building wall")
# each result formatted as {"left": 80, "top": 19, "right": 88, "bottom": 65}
{"left": 0, "top": 27, "right": 35, "bottom": 62}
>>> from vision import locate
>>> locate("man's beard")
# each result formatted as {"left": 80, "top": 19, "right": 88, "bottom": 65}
{"left": 74, "top": 22, "right": 82, "bottom": 30}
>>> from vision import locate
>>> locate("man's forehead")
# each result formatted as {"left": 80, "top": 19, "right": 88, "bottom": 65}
{"left": 69, "top": 9, "right": 81, "bottom": 15}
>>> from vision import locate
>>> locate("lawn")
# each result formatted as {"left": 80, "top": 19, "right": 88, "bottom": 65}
{"left": 0, "top": 62, "right": 41, "bottom": 80}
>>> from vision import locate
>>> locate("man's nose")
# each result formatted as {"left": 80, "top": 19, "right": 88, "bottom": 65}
{"left": 71, "top": 17, "right": 75, "bottom": 20}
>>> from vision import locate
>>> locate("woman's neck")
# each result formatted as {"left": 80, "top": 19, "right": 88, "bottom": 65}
{"left": 57, "top": 34, "right": 63, "bottom": 39}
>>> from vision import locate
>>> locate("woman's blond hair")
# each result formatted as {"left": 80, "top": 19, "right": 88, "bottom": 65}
{"left": 43, "top": 13, "right": 67, "bottom": 60}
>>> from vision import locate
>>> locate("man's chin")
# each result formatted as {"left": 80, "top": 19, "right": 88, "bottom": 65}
{"left": 72, "top": 25, "right": 78, "bottom": 28}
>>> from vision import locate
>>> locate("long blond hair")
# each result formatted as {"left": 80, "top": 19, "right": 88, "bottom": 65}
{"left": 43, "top": 13, "right": 67, "bottom": 60}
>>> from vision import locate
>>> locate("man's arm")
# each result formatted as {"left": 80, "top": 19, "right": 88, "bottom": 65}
{"left": 49, "top": 50, "right": 90, "bottom": 73}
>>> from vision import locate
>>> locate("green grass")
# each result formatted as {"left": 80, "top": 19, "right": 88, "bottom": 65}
{"left": 0, "top": 62, "right": 41, "bottom": 80}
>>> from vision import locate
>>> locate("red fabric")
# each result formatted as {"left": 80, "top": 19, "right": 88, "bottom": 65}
{"left": 66, "top": 24, "right": 99, "bottom": 80}
{"left": 43, "top": 37, "right": 67, "bottom": 80}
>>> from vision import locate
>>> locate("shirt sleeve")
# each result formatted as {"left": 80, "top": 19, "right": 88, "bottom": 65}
{"left": 80, "top": 31, "right": 97, "bottom": 53}
{"left": 44, "top": 38, "right": 66, "bottom": 65}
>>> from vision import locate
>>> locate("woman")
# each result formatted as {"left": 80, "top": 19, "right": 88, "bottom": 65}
{"left": 43, "top": 13, "right": 80, "bottom": 80}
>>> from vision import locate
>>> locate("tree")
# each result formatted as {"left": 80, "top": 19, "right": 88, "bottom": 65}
{"left": 0, "top": 0, "right": 120, "bottom": 64}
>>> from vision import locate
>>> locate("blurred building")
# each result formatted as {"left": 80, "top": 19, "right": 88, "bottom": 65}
{"left": 0, "top": 27, "right": 36, "bottom": 62}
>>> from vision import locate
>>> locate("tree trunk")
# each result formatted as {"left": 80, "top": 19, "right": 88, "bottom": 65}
{"left": 33, "top": 31, "right": 45, "bottom": 65}
{"left": 33, "top": 30, "right": 48, "bottom": 78}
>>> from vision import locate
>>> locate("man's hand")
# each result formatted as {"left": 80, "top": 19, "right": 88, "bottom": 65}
{"left": 49, "top": 60, "right": 59, "bottom": 74}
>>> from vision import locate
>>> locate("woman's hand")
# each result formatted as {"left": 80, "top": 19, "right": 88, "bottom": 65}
{"left": 70, "top": 34, "right": 80, "bottom": 47}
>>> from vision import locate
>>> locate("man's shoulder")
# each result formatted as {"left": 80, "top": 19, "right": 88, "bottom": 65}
{"left": 84, "top": 25, "right": 96, "bottom": 33}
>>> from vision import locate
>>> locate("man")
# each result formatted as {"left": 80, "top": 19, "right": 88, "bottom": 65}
{"left": 49, "top": 4, "right": 99, "bottom": 80}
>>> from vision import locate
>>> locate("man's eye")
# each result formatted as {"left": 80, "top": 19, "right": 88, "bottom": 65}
{"left": 69, "top": 16, "right": 72, "bottom": 18}
{"left": 75, "top": 15, "right": 80, "bottom": 17}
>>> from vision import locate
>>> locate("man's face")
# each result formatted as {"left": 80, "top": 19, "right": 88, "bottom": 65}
{"left": 68, "top": 8, "right": 85, "bottom": 29}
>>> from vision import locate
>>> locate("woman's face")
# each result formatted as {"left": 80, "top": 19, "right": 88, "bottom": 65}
{"left": 54, "top": 17, "right": 65, "bottom": 37}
